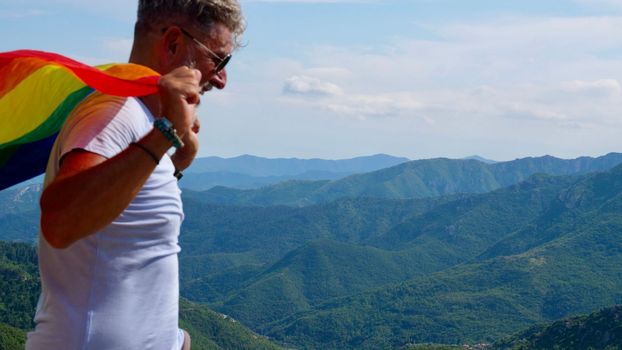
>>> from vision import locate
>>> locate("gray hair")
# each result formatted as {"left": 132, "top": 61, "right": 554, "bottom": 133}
{"left": 137, "top": 0, "right": 245, "bottom": 47}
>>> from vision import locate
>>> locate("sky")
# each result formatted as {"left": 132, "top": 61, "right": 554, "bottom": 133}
{"left": 2, "top": 0, "right": 622, "bottom": 161}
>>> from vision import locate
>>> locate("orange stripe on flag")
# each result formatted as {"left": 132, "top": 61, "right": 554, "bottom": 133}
{"left": 0, "top": 57, "right": 48, "bottom": 99}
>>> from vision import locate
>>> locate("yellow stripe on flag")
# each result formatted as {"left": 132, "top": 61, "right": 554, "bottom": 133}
{"left": 0, "top": 64, "right": 85, "bottom": 144}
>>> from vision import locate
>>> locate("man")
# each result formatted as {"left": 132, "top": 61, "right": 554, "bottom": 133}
{"left": 26, "top": 1, "right": 245, "bottom": 349}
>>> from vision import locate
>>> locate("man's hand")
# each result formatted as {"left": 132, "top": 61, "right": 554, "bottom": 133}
{"left": 171, "top": 118, "right": 200, "bottom": 171}
{"left": 158, "top": 66, "right": 202, "bottom": 137}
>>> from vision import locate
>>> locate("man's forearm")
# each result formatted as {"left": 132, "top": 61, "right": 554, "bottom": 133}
{"left": 170, "top": 125, "right": 199, "bottom": 172}
{"left": 40, "top": 129, "right": 172, "bottom": 248}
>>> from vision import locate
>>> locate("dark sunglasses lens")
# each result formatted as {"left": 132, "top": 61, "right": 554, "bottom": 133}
{"left": 215, "top": 55, "right": 232, "bottom": 73}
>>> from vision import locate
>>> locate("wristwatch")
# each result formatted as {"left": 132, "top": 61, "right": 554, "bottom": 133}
{"left": 154, "top": 117, "right": 184, "bottom": 149}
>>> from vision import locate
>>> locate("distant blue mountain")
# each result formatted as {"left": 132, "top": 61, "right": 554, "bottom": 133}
{"left": 186, "top": 154, "right": 410, "bottom": 177}
{"left": 179, "top": 170, "right": 353, "bottom": 191}
{"left": 181, "top": 154, "right": 410, "bottom": 190}
{"left": 464, "top": 155, "right": 498, "bottom": 164}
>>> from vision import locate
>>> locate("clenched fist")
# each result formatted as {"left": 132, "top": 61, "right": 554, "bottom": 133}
{"left": 157, "top": 66, "right": 202, "bottom": 137}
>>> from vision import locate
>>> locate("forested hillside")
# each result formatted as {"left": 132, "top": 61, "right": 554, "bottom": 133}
{"left": 3, "top": 154, "right": 622, "bottom": 349}
{"left": 259, "top": 165, "right": 622, "bottom": 348}
{"left": 494, "top": 305, "right": 622, "bottom": 350}
{"left": 0, "top": 242, "right": 284, "bottom": 350}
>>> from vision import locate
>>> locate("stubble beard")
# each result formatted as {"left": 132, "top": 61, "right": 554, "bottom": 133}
{"left": 183, "top": 53, "right": 212, "bottom": 95}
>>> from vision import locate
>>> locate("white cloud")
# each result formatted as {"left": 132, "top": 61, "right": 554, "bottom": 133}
{"left": 283, "top": 75, "right": 344, "bottom": 96}
{"left": 503, "top": 107, "right": 569, "bottom": 123}
{"left": 281, "top": 89, "right": 424, "bottom": 118}
{"left": 328, "top": 93, "right": 424, "bottom": 117}
{"left": 326, "top": 93, "right": 423, "bottom": 117}
{"left": 560, "top": 79, "right": 622, "bottom": 97}
{"left": 274, "top": 15, "right": 622, "bottom": 126}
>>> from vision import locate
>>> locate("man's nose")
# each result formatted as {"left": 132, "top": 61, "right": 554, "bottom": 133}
{"left": 209, "top": 69, "right": 227, "bottom": 90}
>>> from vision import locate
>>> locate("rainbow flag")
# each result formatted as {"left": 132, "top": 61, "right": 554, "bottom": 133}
{"left": 0, "top": 50, "right": 161, "bottom": 191}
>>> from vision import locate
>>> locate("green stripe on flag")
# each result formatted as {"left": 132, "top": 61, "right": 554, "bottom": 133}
{"left": 0, "top": 86, "right": 94, "bottom": 150}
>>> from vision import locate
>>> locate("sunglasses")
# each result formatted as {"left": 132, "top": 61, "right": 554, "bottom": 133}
{"left": 162, "top": 26, "right": 232, "bottom": 74}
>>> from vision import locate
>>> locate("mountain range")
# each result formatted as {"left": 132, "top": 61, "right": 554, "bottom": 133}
{"left": 2, "top": 152, "right": 622, "bottom": 349}
{"left": 186, "top": 154, "right": 411, "bottom": 177}
{"left": 179, "top": 158, "right": 622, "bottom": 348}
{"left": 255, "top": 164, "right": 622, "bottom": 348}
{"left": 181, "top": 154, "right": 410, "bottom": 190}
{"left": 192, "top": 152, "right": 622, "bottom": 206}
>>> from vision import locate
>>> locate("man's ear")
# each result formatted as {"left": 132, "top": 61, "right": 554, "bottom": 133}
{"left": 159, "top": 27, "right": 183, "bottom": 68}
{"left": 167, "top": 35, "right": 178, "bottom": 55}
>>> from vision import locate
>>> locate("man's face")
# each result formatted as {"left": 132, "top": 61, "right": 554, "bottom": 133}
{"left": 184, "top": 22, "right": 233, "bottom": 94}
{"left": 162, "top": 22, "right": 234, "bottom": 94}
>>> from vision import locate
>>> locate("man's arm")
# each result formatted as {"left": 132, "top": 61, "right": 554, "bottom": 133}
{"left": 171, "top": 119, "right": 200, "bottom": 172}
{"left": 40, "top": 130, "right": 171, "bottom": 248}
{"left": 40, "top": 66, "right": 201, "bottom": 249}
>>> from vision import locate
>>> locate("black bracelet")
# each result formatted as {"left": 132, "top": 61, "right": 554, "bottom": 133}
{"left": 174, "top": 168, "right": 183, "bottom": 181}
{"left": 130, "top": 142, "right": 160, "bottom": 165}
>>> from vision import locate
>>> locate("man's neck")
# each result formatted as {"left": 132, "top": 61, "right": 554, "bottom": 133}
{"left": 138, "top": 94, "right": 162, "bottom": 119}
{"left": 129, "top": 46, "right": 162, "bottom": 118}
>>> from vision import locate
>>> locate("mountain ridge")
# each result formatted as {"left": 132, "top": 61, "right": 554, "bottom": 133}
{"left": 258, "top": 164, "right": 622, "bottom": 349}
{"left": 493, "top": 305, "right": 622, "bottom": 350}
{"left": 194, "top": 153, "right": 622, "bottom": 206}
